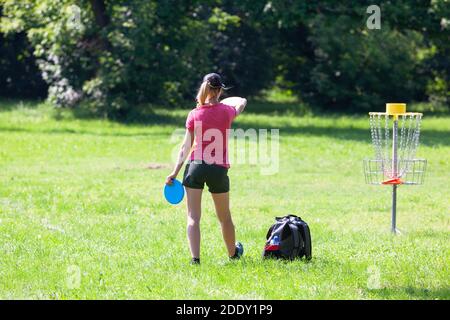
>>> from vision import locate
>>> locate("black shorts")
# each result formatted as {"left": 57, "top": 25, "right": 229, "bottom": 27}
{"left": 182, "top": 160, "right": 230, "bottom": 193}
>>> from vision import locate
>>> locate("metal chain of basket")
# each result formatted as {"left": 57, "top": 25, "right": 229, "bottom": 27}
{"left": 368, "top": 113, "right": 423, "bottom": 181}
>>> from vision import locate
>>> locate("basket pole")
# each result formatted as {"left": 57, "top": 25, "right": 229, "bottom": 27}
{"left": 391, "top": 184, "right": 397, "bottom": 233}
{"left": 391, "top": 118, "right": 399, "bottom": 234}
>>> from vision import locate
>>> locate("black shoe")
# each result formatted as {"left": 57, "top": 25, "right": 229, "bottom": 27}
{"left": 229, "top": 242, "right": 244, "bottom": 260}
{"left": 190, "top": 257, "right": 200, "bottom": 265}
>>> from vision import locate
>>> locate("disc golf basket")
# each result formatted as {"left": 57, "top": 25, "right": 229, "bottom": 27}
{"left": 363, "top": 103, "right": 427, "bottom": 234}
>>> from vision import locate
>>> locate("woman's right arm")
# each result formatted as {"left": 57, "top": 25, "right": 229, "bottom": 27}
{"left": 234, "top": 97, "right": 247, "bottom": 116}
{"left": 221, "top": 96, "right": 247, "bottom": 116}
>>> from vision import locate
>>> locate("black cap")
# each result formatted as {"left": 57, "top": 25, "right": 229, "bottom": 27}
{"left": 203, "top": 73, "right": 227, "bottom": 89}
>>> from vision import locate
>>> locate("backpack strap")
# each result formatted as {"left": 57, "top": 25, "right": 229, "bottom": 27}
{"left": 299, "top": 221, "right": 312, "bottom": 260}
{"left": 265, "top": 224, "right": 275, "bottom": 240}
{"left": 287, "top": 223, "right": 301, "bottom": 258}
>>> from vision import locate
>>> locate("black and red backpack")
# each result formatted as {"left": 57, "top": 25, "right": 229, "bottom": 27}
{"left": 263, "top": 215, "right": 312, "bottom": 260}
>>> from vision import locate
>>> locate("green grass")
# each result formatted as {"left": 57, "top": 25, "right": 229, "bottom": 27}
{"left": 0, "top": 100, "right": 449, "bottom": 299}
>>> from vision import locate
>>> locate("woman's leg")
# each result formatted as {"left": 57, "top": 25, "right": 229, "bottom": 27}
{"left": 211, "top": 192, "right": 236, "bottom": 257}
{"left": 185, "top": 187, "right": 203, "bottom": 259}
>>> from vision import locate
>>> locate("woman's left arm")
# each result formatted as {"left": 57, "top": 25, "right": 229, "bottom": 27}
{"left": 165, "top": 130, "right": 194, "bottom": 185}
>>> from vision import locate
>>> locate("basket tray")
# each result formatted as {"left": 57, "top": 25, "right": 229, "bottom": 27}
{"left": 363, "top": 158, "right": 427, "bottom": 185}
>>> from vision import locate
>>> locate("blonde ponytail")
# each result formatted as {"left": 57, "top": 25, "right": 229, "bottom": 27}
{"left": 196, "top": 81, "right": 222, "bottom": 107}
{"left": 196, "top": 81, "right": 208, "bottom": 107}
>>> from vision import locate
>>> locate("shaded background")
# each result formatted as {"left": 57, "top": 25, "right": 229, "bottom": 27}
{"left": 0, "top": 0, "right": 448, "bottom": 118}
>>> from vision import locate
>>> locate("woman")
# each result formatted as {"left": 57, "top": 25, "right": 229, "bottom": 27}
{"left": 165, "top": 73, "right": 247, "bottom": 265}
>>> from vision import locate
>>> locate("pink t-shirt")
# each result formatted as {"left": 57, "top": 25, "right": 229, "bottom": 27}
{"left": 185, "top": 103, "right": 237, "bottom": 168}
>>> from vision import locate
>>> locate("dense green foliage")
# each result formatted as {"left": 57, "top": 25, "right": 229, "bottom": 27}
{"left": 251, "top": 1, "right": 449, "bottom": 111}
{"left": 0, "top": 1, "right": 448, "bottom": 117}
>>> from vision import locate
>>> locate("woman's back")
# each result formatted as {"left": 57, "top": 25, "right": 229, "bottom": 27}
{"left": 186, "top": 103, "right": 237, "bottom": 168}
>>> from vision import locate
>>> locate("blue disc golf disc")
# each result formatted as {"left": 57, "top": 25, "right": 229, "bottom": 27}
{"left": 164, "top": 179, "right": 185, "bottom": 205}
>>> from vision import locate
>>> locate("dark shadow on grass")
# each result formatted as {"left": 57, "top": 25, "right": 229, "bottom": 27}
{"left": 0, "top": 98, "right": 45, "bottom": 112}
{"left": 244, "top": 99, "right": 312, "bottom": 116}
{"left": 1, "top": 115, "right": 448, "bottom": 146}
{"left": 68, "top": 104, "right": 187, "bottom": 126}
{"left": 234, "top": 119, "right": 450, "bottom": 147}
{"left": 0, "top": 126, "right": 172, "bottom": 138}
{"left": 1, "top": 99, "right": 449, "bottom": 146}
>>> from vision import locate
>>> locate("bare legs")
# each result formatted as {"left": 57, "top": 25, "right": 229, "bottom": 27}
{"left": 185, "top": 187, "right": 202, "bottom": 259}
{"left": 211, "top": 192, "right": 236, "bottom": 257}
{"left": 185, "top": 188, "right": 236, "bottom": 259}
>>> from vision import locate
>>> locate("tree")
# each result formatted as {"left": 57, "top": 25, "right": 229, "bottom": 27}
{"left": 1, "top": 0, "right": 447, "bottom": 116}
{"left": 1, "top": 0, "right": 213, "bottom": 117}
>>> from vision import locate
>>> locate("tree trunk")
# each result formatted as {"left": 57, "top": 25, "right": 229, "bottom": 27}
{"left": 89, "top": 0, "right": 109, "bottom": 28}
{"left": 89, "top": 0, "right": 111, "bottom": 50}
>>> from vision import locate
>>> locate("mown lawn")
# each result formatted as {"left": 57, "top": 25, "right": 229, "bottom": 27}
{"left": 0, "top": 100, "right": 448, "bottom": 299}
